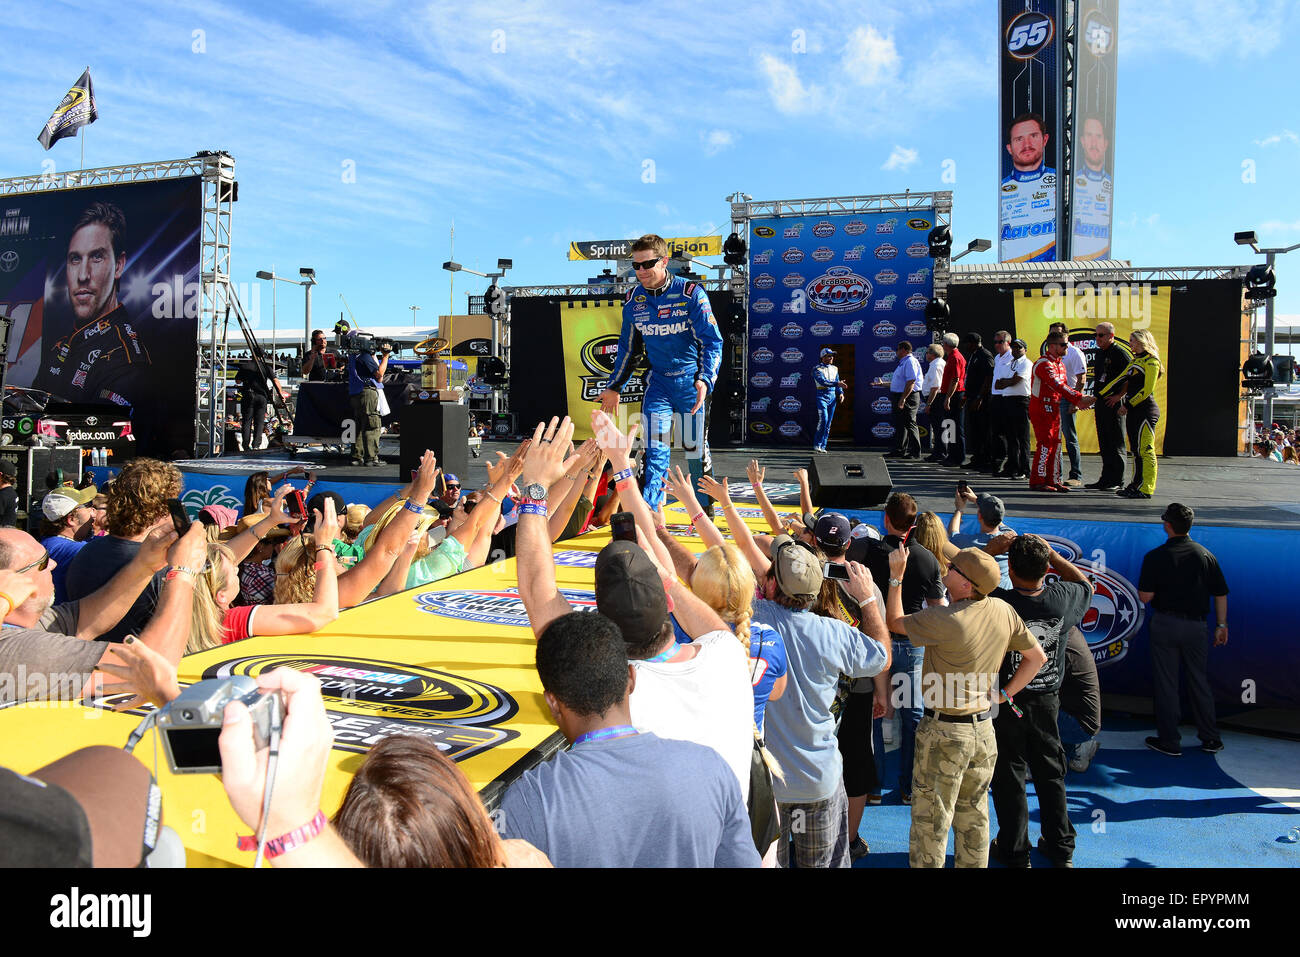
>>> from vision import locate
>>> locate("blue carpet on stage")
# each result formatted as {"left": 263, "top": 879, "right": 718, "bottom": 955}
{"left": 852, "top": 716, "right": 1300, "bottom": 868}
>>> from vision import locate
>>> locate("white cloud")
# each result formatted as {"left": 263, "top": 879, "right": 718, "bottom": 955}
{"left": 758, "top": 53, "right": 823, "bottom": 114}
{"left": 701, "top": 129, "right": 736, "bottom": 156}
{"left": 1260, "top": 219, "right": 1300, "bottom": 233}
{"left": 1254, "top": 130, "right": 1299, "bottom": 147}
{"left": 1123, "top": 1, "right": 1297, "bottom": 61}
{"left": 842, "top": 26, "right": 900, "bottom": 86}
{"left": 882, "top": 145, "right": 919, "bottom": 171}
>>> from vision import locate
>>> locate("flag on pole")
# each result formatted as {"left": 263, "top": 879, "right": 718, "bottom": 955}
{"left": 37, "top": 68, "right": 98, "bottom": 150}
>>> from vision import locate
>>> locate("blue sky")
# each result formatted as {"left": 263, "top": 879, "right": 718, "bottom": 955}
{"left": 3, "top": 0, "right": 1298, "bottom": 340}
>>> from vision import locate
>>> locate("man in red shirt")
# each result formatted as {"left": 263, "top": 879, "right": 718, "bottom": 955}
{"left": 937, "top": 332, "right": 967, "bottom": 467}
{"left": 1030, "top": 332, "right": 1095, "bottom": 492}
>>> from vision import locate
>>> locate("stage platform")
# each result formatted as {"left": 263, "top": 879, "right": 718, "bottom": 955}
{"left": 193, "top": 443, "right": 1300, "bottom": 531}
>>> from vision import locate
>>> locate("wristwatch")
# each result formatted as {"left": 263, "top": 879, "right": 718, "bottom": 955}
{"left": 520, "top": 482, "right": 548, "bottom": 502}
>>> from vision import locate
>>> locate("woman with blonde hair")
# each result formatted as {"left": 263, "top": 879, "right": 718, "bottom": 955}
{"left": 911, "top": 511, "right": 951, "bottom": 574}
{"left": 1098, "top": 327, "right": 1164, "bottom": 499}
{"left": 186, "top": 498, "right": 342, "bottom": 654}
{"left": 689, "top": 543, "right": 788, "bottom": 731}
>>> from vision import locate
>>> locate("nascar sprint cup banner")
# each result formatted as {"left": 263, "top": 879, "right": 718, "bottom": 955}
{"left": 0, "top": 178, "right": 202, "bottom": 458}
{"left": 1069, "top": 0, "right": 1118, "bottom": 260}
{"left": 998, "top": 0, "right": 1065, "bottom": 263}
{"left": 746, "top": 211, "right": 935, "bottom": 446}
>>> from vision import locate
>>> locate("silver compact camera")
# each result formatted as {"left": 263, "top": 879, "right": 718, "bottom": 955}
{"left": 156, "top": 676, "right": 279, "bottom": 775}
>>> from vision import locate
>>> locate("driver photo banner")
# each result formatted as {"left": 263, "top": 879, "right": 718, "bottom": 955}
{"left": 998, "top": 0, "right": 1065, "bottom": 263}
{"left": 1069, "top": 0, "right": 1119, "bottom": 260}
{"left": 0, "top": 177, "right": 202, "bottom": 458}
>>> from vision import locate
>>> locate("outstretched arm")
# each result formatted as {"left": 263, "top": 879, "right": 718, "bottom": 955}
{"left": 794, "top": 468, "right": 814, "bottom": 518}
{"left": 591, "top": 410, "right": 675, "bottom": 573}
{"left": 72, "top": 524, "right": 176, "bottom": 641}
{"left": 516, "top": 418, "right": 583, "bottom": 635}
{"left": 747, "top": 460, "right": 784, "bottom": 534}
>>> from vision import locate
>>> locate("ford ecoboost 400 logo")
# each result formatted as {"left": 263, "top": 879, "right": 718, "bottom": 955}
{"left": 807, "top": 267, "right": 871, "bottom": 314}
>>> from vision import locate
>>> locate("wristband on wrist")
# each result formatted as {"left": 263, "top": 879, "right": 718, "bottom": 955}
{"left": 403, "top": 499, "right": 425, "bottom": 515}
{"left": 237, "top": 810, "right": 327, "bottom": 858}
{"left": 612, "top": 467, "right": 634, "bottom": 484}
{"left": 0, "top": 590, "right": 17, "bottom": 613}
{"left": 518, "top": 502, "right": 548, "bottom": 518}
{"left": 315, "top": 546, "right": 335, "bottom": 554}
{"left": 690, "top": 511, "right": 705, "bottom": 526}
{"left": 165, "top": 565, "right": 201, "bottom": 581}
{"left": 485, "top": 490, "right": 502, "bottom": 504}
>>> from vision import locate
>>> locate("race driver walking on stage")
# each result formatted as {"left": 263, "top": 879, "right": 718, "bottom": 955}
{"left": 812, "top": 347, "right": 847, "bottom": 452}
{"left": 1030, "top": 330, "right": 1095, "bottom": 492}
{"left": 600, "top": 234, "right": 722, "bottom": 511}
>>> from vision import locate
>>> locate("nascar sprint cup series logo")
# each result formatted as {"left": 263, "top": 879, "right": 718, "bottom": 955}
{"left": 202, "top": 654, "right": 521, "bottom": 760}
{"left": 1037, "top": 534, "right": 1142, "bottom": 666}
{"left": 578, "top": 334, "right": 648, "bottom": 402}
{"left": 417, "top": 587, "right": 598, "bottom": 627}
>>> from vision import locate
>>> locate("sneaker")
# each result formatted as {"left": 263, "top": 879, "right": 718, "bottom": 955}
{"left": 1069, "top": 739, "right": 1100, "bottom": 773}
{"left": 850, "top": 836, "right": 870, "bottom": 860}
{"left": 814, "top": 446, "right": 827, "bottom": 453}
{"left": 867, "top": 793, "right": 883, "bottom": 806}
{"left": 367, "top": 459, "right": 384, "bottom": 467}
{"left": 1145, "top": 736, "right": 1182, "bottom": 757}
{"left": 900, "top": 791, "right": 912, "bottom": 806}
{"left": 1084, "top": 481, "right": 1121, "bottom": 491}
{"left": 1200, "top": 739, "right": 1225, "bottom": 754}
{"left": 1011, "top": 473, "right": 1028, "bottom": 480}
{"left": 1065, "top": 477, "right": 1082, "bottom": 487}
{"left": 350, "top": 458, "right": 363, "bottom": 466}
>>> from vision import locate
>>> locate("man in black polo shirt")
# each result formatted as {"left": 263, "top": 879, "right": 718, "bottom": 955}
{"left": 960, "top": 332, "right": 996, "bottom": 471}
{"left": 848, "top": 491, "right": 945, "bottom": 803}
{"left": 990, "top": 533, "right": 1092, "bottom": 867}
{"left": 1086, "top": 322, "right": 1133, "bottom": 491}
{"left": 1138, "top": 503, "right": 1229, "bottom": 756}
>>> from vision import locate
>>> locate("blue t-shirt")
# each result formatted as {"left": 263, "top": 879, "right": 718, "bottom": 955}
{"left": 43, "top": 536, "right": 86, "bottom": 605}
{"left": 347, "top": 352, "right": 380, "bottom": 396}
{"left": 752, "top": 598, "right": 888, "bottom": 803}
{"left": 951, "top": 521, "right": 1016, "bottom": 591}
{"left": 747, "top": 621, "right": 787, "bottom": 730}
{"left": 499, "top": 732, "right": 760, "bottom": 868}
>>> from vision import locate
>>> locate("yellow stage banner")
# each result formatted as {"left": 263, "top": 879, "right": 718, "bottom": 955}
{"left": 0, "top": 501, "right": 801, "bottom": 867}
{"left": 567, "top": 235, "right": 722, "bottom": 261}
{"left": 1013, "top": 285, "right": 1171, "bottom": 454}
{"left": 561, "top": 299, "right": 646, "bottom": 440}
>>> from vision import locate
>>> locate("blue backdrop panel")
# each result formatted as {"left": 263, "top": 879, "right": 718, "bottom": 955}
{"left": 747, "top": 211, "right": 936, "bottom": 446}
{"left": 177, "top": 469, "right": 398, "bottom": 514}
{"left": 840, "top": 510, "right": 1300, "bottom": 711}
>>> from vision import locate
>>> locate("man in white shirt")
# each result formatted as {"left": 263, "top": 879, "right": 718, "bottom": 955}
{"left": 886, "top": 342, "right": 924, "bottom": 459}
{"left": 922, "top": 343, "right": 947, "bottom": 461}
{"left": 1048, "top": 322, "right": 1088, "bottom": 485}
{"left": 991, "top": 335, "right": 1032, "bottom": 479}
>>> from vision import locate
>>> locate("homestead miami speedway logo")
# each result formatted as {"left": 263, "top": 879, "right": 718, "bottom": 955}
{"left": 1038, "top": 534, "right": 1143, "bottom": 666}
{"left": 202, "top": 654, "right": 521, "bottom": 760}
{"left": 416, "top": 587, "right": 598, "bottom": 626}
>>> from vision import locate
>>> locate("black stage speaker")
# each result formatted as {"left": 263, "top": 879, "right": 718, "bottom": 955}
{"left": 809, "top": 452, "right": 892, "bottom": 508}
{"left": 399, "top": 403, "right": 469, "bottom": 482}
{"left": 0, "top": 446, "right": 84, "bottom": 529}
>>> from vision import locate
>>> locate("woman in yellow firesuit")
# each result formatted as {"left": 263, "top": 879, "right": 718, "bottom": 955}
{"left": 1097, "top": 328, "right": 1163, "bottom": 499}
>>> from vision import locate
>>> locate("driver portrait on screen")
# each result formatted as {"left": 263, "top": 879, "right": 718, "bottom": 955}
{"left": 1070, "top": 115, "right": 1114, "bottom": 260}
{"left": 999, "top": 112, "right": 1058, "bottom": 263}
{"left": 34, "top": 201, "right": 153, "bottom": 413}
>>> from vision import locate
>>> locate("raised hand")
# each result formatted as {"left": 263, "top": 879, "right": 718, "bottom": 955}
{"left": 313, "top": 496, "right": 341, "bottom": 548}
{"left": 521, "top": 417, "right": 582, "bottom": 489}
{"left": 591, "top": 409, "right": 640, "bottom": 469}
{"left": 663, "top": 465, "right": 698, "bottom": 508}
{"left": 746, "top": 459, "right": 765, "bottom": 486}
{"left": 97, "top": 636, "right": 181, "bottom": 711}
{"left": 696, "top": 474, "right": 731, "bottom": 507}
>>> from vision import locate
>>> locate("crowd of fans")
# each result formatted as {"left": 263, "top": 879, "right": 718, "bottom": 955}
{"left": 5, "top": 406, "right": 1236, "bottom": 871}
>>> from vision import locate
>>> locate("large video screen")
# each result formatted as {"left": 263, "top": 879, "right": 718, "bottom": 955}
{"left": 0, "top": 177, "right": 202, "bottom": 458}
{"left": 1069, "top": 1, "right": 1118, "bottom": 260}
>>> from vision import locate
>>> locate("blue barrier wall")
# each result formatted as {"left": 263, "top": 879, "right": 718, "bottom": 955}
{"left": 842, "top": 510, "right": 1300, "bottom": 711}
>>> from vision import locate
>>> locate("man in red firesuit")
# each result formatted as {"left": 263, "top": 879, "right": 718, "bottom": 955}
{"left": 1030, "top": 331, "right": 1096, "bottom": 492}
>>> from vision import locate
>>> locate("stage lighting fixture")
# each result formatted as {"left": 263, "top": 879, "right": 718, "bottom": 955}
{"left": 1245, "top": 264, "right": 1276, "bottom": 301}
{"left": 498, "top": 259, "right": 513, "bottom": 270}
{"left": 723, "top": 232, "right": 748, "bottom": 266}
{"left": 442, "top": 261, "right": 463, "bottom": 273}
{"left": 924, "top": 296, "right": 950, "bottom": 334}
{"left": 1234, "top": 231, "right": 1259, "bottom": 248}
{"left": 299, "top": 267, "right": 316, "bottom": 280}
{"left": 255, "top": 270, "right": 274, "bottom": 280}
{"left": 1242, "top": 353, "right": 1274, "bottom": 389}
{"left": 927, "top": 225, "right": 952, "bottom": 259}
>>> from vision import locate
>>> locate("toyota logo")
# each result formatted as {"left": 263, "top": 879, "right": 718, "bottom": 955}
{"left": 0, "top": 251, "right": 17, "bottom": 273}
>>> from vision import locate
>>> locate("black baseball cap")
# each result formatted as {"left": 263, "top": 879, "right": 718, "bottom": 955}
{"left": 594, "top": 541, "right": 667, "bottom": 652}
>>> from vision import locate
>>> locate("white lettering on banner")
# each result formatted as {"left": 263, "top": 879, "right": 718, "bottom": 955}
{"left": 49, "top": 887, "right": 152, "bottom": 937}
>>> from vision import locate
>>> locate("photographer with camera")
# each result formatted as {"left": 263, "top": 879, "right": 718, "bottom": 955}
{"left": 347, "top": 334, "right": 391, "bottom": 467}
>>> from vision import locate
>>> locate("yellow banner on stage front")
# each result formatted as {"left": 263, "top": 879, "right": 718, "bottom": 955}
{"left": 561, "top": 299, "right": 645, "bottom": 440}
{"left": 1013, "top": 285, "right": 1171, "bottom": 455}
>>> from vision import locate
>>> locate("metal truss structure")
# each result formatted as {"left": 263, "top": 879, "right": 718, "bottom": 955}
{"left": 948, "top": 261, "right": 1249, "bottom": 284}
{"left": 0, "top": 151, "right": 236, "bottom": 457}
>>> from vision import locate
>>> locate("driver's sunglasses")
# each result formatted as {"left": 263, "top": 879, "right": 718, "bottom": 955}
{"left": 631, "top": 258, "right": 661, "bottom": 271}
{"left": 16, "top": 550, "right": 50, "bottom": 573}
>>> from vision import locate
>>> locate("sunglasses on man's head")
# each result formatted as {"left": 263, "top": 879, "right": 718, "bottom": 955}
{"left": 16, "top": 550, "right": 50, "bottom": 573}
{"left": 631, "top": 258, "right": 661, "bottom": 271}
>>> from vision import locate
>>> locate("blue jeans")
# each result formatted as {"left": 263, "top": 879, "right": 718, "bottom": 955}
{"left": 641, "top": 372, "right": 711, "bottom": 509}
{"left": 1060, "top": 404, "right": 1081, "bottom": 479}
{"left": 873, "top": 638, "right": 925, "bottom": 795}
{"left": 814, "top": 390, "right": 837, "bottom": 449}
